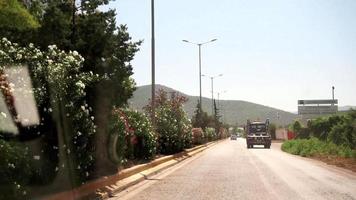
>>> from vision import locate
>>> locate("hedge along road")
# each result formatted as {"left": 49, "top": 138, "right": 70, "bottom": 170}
{"left": 111, "top": 138, "right": 356, "bottom": 200}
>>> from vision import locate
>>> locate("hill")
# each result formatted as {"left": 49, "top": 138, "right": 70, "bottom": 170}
{"left": 339, "top": 106, "right": 356, "bottom": 112}
{"left": 128, "top": 84, "right": 297, "bottom": 126}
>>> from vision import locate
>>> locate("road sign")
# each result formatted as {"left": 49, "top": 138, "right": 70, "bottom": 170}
{"left": 298, "top": 99, "right": 338, "bottom": 105}
{"left": 298, "top": 99, "right": 338, "bottom": 115}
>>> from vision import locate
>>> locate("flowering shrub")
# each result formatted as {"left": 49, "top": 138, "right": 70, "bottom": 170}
{"left": 218, "top": 127, "right": 229, "bottom": 139}
{"left": 145, "top": 90, "right": 192, "bottom": 154}
{"left": 0, "top": 38, "right": 98, "bottom": 183}
{"left": 108, "top": 108, "right": 157, "bottom": 165}
{"left": 205, "top": 127, "right": 217, "bottom": 142}
{"left": 0, "top": 139, "right": 32, "bottom": 199}
{"left": 192, "top": 128, "right": 204, "bottom": 145}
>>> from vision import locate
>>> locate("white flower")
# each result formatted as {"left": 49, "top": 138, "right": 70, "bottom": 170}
{"left": 16, "top": 53, "right": 22, "bottom": 60}
{"left": 67, "top": 55, "right": 75, "bottom": 62}
{"left": 76, "top": 81, "right": 85, "bottom": 89}
{"left": 48, "top": 45, "right": 57, "bottom": 50}
{"left": 1, "top": 112, "right": 7, "bottom": 118}
{"left": 36, "top": 51, "right": 42, "bottom": 57}
{"left": 33, "top": 155, "right": 40, "bottom": 160}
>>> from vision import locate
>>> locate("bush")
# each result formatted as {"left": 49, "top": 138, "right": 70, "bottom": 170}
{"left": 269, "top": 123, "right": 276, "bottom": 140}
{"left": 126, "top": 110, "right": 157, "bottom": 160}
{"left": 307, "top": 115, "right": 344, "bottom": 141}
{"left": 328, "top": 112, "right": 356, "bottom": 149}
{"left": 108, "top": 109, "right": 157, "bottom": 165}
{"left": 0, "top": 38, "right": 98, "bottom": 183}
{"left": 205, "top": 127, "right": 216, "bottom": 142}
{"left": 145, "top": 90, "right": 192, "bottom": 154}
{"left": 218, "top": 127, "right": 228, "bottom": 139}
{"left": 282, "top": 138, "right": 356, "bottom": 159}
{"left": 288, "top": 110, "right": 356, "bottom": 150}
{"left": 0, "top": 139, "right": 32, "bottom": 199}
{"left": 192, "top": 128, "right": 204, "bottom": 145}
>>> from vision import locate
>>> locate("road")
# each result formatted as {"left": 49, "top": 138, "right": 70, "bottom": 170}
{"left": 111, "top": 138, "right": 356, "bottom": 200}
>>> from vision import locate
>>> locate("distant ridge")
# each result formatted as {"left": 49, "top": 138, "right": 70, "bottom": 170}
{"left": 129, "top": 84, "right": 298, "bottom": 126}
{"left": 339, "top": 106, "right": 356, "bottom": 111}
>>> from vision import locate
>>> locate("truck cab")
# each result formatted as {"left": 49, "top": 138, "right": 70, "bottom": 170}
{"left": 246, "top": 119, "right": 271, "bottom": 149}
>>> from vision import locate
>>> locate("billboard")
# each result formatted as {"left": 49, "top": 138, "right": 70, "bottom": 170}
{"left": 298, "top": 99, "right": 338, "bottom": 115}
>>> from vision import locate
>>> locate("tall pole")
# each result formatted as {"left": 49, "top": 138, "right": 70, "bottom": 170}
{"left": 151, "top": 0, "right": 155, "bottom": 124}
{"left": 211, "top": 77, "right": 214, "bottom": 115}
{"left": 182, "top": 39, "right": 217, "bottom": 114}
{"left": 332, "top": 86, "right": 335, "bottom": 100}
{"left": 217, "top": 92, "right": 220, "bottom": 108}
{"left": 198, "top": 44, "right": 202, "bottom": 112}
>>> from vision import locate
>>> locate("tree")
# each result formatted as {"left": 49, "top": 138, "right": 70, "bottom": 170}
{"left": 192, "top": 100, "right": 204, "bottom": 128}
{"left": 291, "top": 120, "right": 302, "bottom": 134}
{"left": 0, "top": 0, "right": 39, "bottom": 28}
{"left": 192, "top": 100, "right": 217, "bottom": 131}
{"left": 0, "top": 0, "right": 40, "bottom": 42}
{"left": 73, "top": 3, "right": 140, "bottom": 178}
{"left": 213, "top": 99, "right": 222, "bottom": 132}
{"left": 269, "top": 123, "right": 276, "bottom": 140}
{"left": 0, "top": 0, "right": 141, "bottom": 178}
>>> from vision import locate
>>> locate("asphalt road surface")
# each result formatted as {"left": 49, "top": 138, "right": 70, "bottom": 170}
{"left": 111, "top": 138, "right": 356, "bottom": 200}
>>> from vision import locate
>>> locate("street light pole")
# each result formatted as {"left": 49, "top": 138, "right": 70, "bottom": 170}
{"left": 332, "top": 86, "right": 335, "bottom": 100}
{"left": 211, "top": 77, "right": 214, "bottom": 115}
{"left": 217, "top": 90, "right": 227, "bottom": 109}
{"left": 202, "top": 74, "right": 223, "bottom": 116}
{"left": 151, "top": 0, "right": 155, "bottom": 125}
{"left": 182, "top": 39, "right": 217, "bottom": 113}
{"left": 198, "top": 44, "right": 202, "bottom": 110}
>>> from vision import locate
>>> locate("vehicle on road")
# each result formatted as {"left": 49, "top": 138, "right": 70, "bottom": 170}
{"left": 230, "top": 134, "right": 237, "bottom": 140}
{"left": 246, "top": 119, "right": 271, "bottom": 149}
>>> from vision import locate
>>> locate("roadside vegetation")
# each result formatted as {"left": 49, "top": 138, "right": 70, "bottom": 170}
{"left": 0, "top": 0, "right": 229, "bottom": 199}
{"left": 282, "top": 110, "right": 356, "bottom": 169}
{"left": 282, "top": 138, "right": 356, "bottom": 158}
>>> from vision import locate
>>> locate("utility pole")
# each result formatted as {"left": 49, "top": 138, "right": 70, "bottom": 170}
{"left": 202, "top": 74, "right": 223, "bottom": 116}
{"left": 211, "top": 77, "right": 214, "bottom": 115}
{"left": 182, "top": 39, "right": 217, "bottom": 113}
{"left": 332, "top": 86, "right": 335, "bottom": 100}
{"left": 151, "top": 0, "right": 155, "bottom": 125}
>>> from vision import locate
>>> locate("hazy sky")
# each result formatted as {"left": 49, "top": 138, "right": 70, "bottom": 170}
{"left": 103, "top": 0, "right": 356, "bottom": 112}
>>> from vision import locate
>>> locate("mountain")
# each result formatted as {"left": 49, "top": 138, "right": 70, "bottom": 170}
{"left": 339, "top": 106, "right": 356, "bottom": 112}
{"left": 128, "top": 84, "right": 298, "bottom": 126}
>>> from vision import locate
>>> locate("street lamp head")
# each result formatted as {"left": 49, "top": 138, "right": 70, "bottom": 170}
{"left": 211, "top": 39, "right": 217, "bottom": 42}
{"left": 182, "top": 40, "right": 189, "bottom": 43}
{"left": 218, "top": 74, "right": 223, "bottom": 77}
{"left": 201, "top": 74, "right": 206, "bottom": 77}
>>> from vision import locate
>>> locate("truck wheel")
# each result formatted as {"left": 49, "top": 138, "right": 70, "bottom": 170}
{"left": 247, "top": 144, "right": 250, "bottom": 149}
